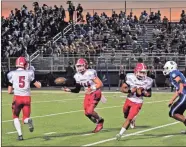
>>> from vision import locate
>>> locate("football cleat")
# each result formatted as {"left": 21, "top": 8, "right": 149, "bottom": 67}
{"left": 92, "top": 118, "right": 104, "bottom": 133}
{"left": 116, "top": 134, "right": 122, "bottom": 141}
{"left": 130, "top": 120, "right": 136, "bottom": 129}
{"left": 17, "top": 135, "right": 23, "bottom": 141}
{"left": 28, "top": 118, "right": 34, "bottom": 132}
{"left": 181, "top": 130, "right": 186, "bottom": 134}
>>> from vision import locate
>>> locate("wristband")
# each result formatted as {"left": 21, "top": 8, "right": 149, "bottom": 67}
{"left": 128, "top": 89, "right": 131, "bottom": 93}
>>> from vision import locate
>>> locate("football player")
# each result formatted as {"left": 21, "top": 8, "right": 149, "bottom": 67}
{"left": 116, "top": 63, "right": 153, "bottom": 140}
{"left": 62, "top": 58, "right": 104, "bottom": 133}
{"left": 7, "top": 57, "right": 41, "bottom": 140}
{"left": 163, "top": 61, "right": 186, "bottom": 133}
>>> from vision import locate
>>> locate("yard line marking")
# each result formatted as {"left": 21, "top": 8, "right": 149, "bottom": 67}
{"left": 81, "top": 133, "right": 94, "bottom": 136}
{"left": 6, "top": 131, "right": 17, "bottom": 134}
{"left": 134, "top": 134, "right": 144, "bottom": 136}
{"left": 2, "top": 100, "right": 169, "bottom": 123}
{"left": 2, "top": 98, "right": 84, "bottom": 106}
{"left": 163, "top": 135, "right": 174, "bottom": 138}
{"left": 82, "top": 122, "right": 180, "bottom": 146}
{"left": 44, "top": 132, "right": 56, "bottom": 135}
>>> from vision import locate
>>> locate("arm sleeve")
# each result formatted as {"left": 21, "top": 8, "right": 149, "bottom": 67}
{"left": 88, "top": 69, "right": 97, "bottom": 80}
{"left": 70, "top": 83, "right": 81, "bottom": 93}
{"left": 7, "top": 72, "right": 13, "bottom": 84}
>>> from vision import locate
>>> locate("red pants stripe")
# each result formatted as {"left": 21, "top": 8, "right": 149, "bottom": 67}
{"left": 12, "top": 95, "right": 31, "bottom": 122}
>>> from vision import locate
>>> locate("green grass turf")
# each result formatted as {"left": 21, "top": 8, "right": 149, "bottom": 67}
{"left": 1, "top": 91, "right": 186, "bottom": 146}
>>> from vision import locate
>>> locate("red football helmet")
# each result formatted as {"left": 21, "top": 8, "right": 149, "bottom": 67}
{"left": 16, "top": 57, "right": 27, "bottom": 68}
{"left": 134, "top": 63, "right": 147, "bottom": 80}
{"left": 75, "top": 58, "right": 88, "bottom": 73}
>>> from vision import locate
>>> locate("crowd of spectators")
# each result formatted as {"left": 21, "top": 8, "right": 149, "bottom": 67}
{"left": 1, "top": 2, "right": 68, "bottom": 60}
{"left": 1, "top": 1, "right": 186, "bottom": 69}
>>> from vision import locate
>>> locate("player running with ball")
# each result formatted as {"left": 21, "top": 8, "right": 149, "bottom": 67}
{"left": 60, "top": 58, "right": 105, "bottom": 133}
{"left": 116, "top": 63, "right": 153, "bottom": 140}
{"left": 163, "top": 61, "right": 186, "bottom": 133}
{"left": 7, "top": 57, "right": 41, "bottom": 140}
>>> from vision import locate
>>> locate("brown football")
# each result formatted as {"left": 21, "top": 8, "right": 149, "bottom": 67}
{"left": 54, "top": 77, "right": 66, "bottom": 84}
{"left": 136, "top": 87, "right": 144, "bottom": 96}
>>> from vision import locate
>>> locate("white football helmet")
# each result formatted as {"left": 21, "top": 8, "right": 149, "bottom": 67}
{"left": 163, "top": 61, "right": 178, "bottom": 75}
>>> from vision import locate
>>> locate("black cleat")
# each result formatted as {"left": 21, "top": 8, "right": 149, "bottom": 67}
{"left": 28, "top": 118, "right": 34, "bottom": 132}
{"left": 17, "top": 135, "right": 23, "bottom": 141}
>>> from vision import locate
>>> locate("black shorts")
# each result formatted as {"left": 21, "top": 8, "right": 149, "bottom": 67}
{"left": 169, "top": 94, "right": 186, "bottom": 117}
{"left": 120, "top": 74, "right": 125, "bottom": 80}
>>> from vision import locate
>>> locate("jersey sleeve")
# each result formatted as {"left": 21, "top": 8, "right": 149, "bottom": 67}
{"left": 170, "top": 71, "right": 179, "bottom": 80}
{"left": 87, "top": 69, "right": 97, "bottom": 80}
{"left": 7, "top": 71, "right": 13, "bottom": 84}
{"left": 125, "top": 73, "right": 135, "bottom": 86}
{"left": 74, "top": 73, "right": 80, "bottom": 84}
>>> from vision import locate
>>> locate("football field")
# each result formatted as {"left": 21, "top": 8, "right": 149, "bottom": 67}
{"left": 1, "top": 90, "right": 186, "bottom": 146}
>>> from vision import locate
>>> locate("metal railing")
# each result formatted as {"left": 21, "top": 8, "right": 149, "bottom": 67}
{"left": 7, "top": 55, "right": 186, "bottom": 72}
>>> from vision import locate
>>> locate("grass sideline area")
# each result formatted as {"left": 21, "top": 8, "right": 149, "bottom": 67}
{"left": 2, "top": 91, "right": 186, "bottom": 146}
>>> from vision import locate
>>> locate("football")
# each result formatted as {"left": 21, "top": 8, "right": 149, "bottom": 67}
{"left": 54, "top": 77, "right": 66, "bottom": 84}
{"left": 136, "top": 87, "right": 144, "bottom": 96}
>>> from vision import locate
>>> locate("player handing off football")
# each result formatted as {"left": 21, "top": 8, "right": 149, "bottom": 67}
{"left": 116, "top": 63, "right": 153, "bottom": 141}
{"left": 7, "top": 57, "right": 41, "bottom": 140}
{"left": 60, "top": 58, "right": 105, "bottom": 133}
{"left": 163, "top": 61, "right": 186, "bottom": 133}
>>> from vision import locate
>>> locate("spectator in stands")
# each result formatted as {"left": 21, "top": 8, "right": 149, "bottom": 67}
{"left": 110, "top": 48, "right": 115, "bottom": 64}
{"left": 162, "top": 16, "right": 169, "bottom": 28}
{"left": 67, "top": 1, "right": 75, "bottom": 22}
{"left": 139, "top": 11, "right": 148, "bottom": 23}
{"left": 180, "top": 10, "right": 186, "bottom": 23}
{"left": 59, "top": 5, "right": 66, "bottom": 21}
{"left": 117, "top": 65, "right": 126, "bottom": 91}
{"left": 102, "top": 36, "right": 109, "bottom": 48}
{"left": 148, "top": 66, "right": 159, "bottom": 90}
{"left": 76, "top": 4, "right": 83, "bottom": 22}
{"left": 111, "top": 36, "right": 119, "bottom": 48}
{"left": 86, "top": 12, "right": 91, "bottom": 23}
{"left": 148, "top": 40, "right": 154, "bottom": 53}
{"left": 152, "top": 25, "right": 161, "bottom": 38}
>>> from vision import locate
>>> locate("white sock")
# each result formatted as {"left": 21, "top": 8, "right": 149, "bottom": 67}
{"left": 24, "top": 118, "right": 29, "bottom": 124}
{"left": 13, "top": 118, "right": 22, "bottom": 136}
{"left": 132, "top": 116, "right": 137, "bottom": 122}
{"left": 119, "top": 127, "right": 126, "bottom": 135}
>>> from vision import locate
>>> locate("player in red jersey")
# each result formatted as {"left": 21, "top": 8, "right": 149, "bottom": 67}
{"left": 7, "top": 57, "right": 41, "bottom": 140}
{"left": 62, "top": 58, "right": 105, "bottom": 133}
{"left": 116, "top": 63, "right": 153, "bottom": 140}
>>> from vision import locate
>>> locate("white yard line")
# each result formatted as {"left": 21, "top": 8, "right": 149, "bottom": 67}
{"left": 2, "top": 99, "right": 169, "bottom": 123}
{"left": 81, "top": 133, "right": 95, "bottom": 136}
{"left": 163, "top": 135, "right": 174, "bottom": 138}
{"left": 82, "top": 122, "right": 180, "bottom": 146}
{"left": 44, "top": 132, "right": 56, "bottom": 135}
{"left": 6, "top": 131, "right": 17, "bottom": 134}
